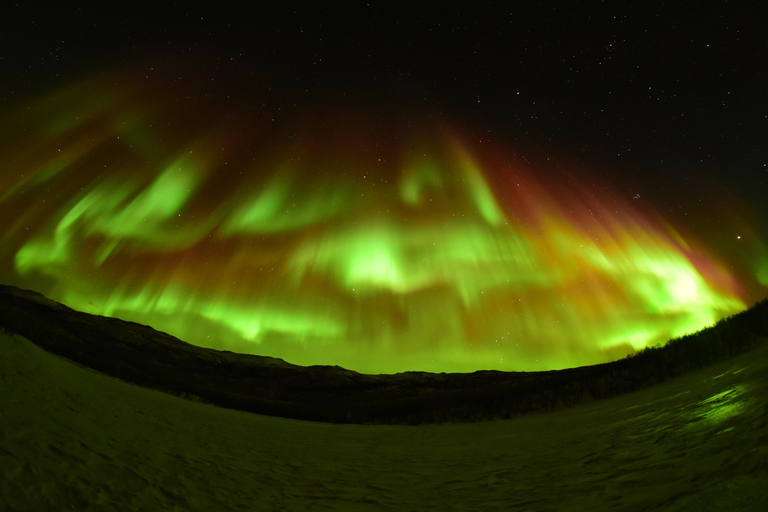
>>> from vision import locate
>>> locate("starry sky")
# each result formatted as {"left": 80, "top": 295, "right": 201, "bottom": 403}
{"left": 1, "top": 3, "right": 766, "bottom": 373}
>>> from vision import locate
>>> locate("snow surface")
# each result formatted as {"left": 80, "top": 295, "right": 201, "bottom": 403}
{"left": 1, "top": 329, "right": 767, "bottom": 511}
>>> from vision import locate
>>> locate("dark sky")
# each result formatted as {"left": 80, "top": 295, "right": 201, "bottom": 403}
{"left": 2, "top": 3, "right": 766, "bottom": 174}
{"left": 2, "top": 2, "right": 767, "bottom": 232}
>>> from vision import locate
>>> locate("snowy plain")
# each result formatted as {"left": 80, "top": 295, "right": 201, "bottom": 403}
{"left": 1, "top": 329, "right": 767, "bottom": 511}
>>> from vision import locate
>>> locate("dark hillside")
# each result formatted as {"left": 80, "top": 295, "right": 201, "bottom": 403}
{"left": 1, "top": 285, "right": 766, "bottom": 424}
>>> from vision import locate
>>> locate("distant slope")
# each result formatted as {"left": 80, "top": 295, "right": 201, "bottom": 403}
{"left": 1, "top": 284, "right": 766, "bottom": 424}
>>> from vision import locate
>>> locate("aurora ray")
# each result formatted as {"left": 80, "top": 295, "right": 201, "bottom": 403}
{"left": 1, "top": 66, "right": 764, "bottom": 374}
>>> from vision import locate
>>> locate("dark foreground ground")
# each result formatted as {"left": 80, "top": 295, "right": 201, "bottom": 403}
{"left": 1, "top": 284, "right": 766, "bottom": 424}
{"left": 2, "top": 323, "right": 768, "bottom": 510}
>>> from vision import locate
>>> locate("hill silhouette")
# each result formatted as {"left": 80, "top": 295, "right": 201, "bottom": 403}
{"left": 1, "top": 284, "right": 766, "bottom": 424}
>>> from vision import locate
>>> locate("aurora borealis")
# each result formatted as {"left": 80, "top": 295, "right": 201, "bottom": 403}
{"left": 1, "top": 61, "right": 765, "bottom": 375}
{"left": 2, "top": 2, "right": 768, "bottom": 375}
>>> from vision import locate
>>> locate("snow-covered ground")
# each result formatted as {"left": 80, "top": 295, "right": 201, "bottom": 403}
{"left": 2, "top": 329, "right": 767, "bottom": 511}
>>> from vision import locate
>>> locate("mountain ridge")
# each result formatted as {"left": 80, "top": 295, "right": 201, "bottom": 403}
{"left": 1, "top": 284, "right": 766, "bottom": 424}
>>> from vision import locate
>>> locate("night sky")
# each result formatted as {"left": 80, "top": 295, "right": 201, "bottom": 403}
{"left": 1, "top": 2, "right": 766, "bottom": 373}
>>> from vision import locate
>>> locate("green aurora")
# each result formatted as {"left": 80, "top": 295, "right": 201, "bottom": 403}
{"left": 1, "top": 66, "right": 766, "bottom": 374}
